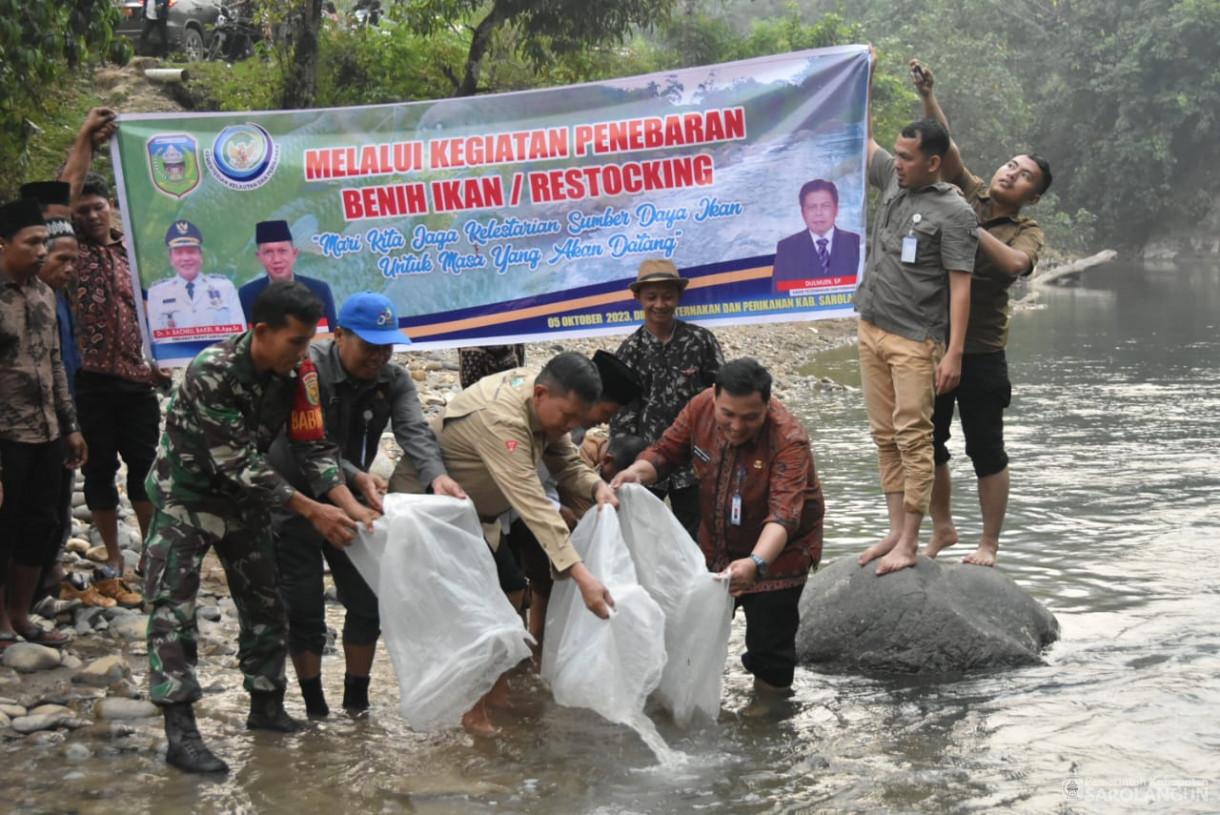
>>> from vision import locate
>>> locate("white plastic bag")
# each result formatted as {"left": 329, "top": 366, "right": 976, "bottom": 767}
{"left": 541, "top": 505, "right": 667, "bottom": 730}
{"left": 346, "top": 493, "right": 533, "bottom": 731}
{"left": 616, "top": 483, "right": 733, "bottom": 726}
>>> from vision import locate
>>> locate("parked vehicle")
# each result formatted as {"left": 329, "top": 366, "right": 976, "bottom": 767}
{"left": 113, "top": 0, "right": 221, "bottom": 62}
{"left": 205, "top": 0, "right": 263, "bottom": 62}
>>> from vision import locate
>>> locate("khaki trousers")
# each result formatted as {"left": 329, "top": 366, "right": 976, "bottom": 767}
{"left": 857, "top": 319, "right": 943, "bottom": 514}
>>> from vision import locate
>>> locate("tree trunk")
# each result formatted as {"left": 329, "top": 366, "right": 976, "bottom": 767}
{"left": 457, "top": 0, "right": 509, "bottom": 97}
{"left": 281, "top": 0, "right": 323, "bottom": 109}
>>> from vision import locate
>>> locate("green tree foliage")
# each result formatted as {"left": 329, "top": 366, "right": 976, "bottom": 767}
{"left": 0, "top": 0, "right": 120, "bottom": 197}
{"left": 398, "top": 0, "right": 678, "bottom": 95}
{"left": 1032, "top": 0, "right": 1220, "bottom": 248}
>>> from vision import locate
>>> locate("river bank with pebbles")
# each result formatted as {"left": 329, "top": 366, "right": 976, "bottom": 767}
{"left": 0, "top": 316, "right": 857, "bottom": 773}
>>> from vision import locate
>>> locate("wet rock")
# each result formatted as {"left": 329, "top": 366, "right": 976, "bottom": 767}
{"left": 108, "top": 615, "right": 149, "bottom": 640}
{"left": 37, "top": 687, "right": 103, "bottom": 706}
{"left": 64, "top": 742, "right": 92, "bottom": 760}
{"left": 29, "top": 704, "right": 73, "bottom": 717}
{"left": 198, "top": 605, "right": 222, "bottom": 622}
{"left": 796, "top": 556, "right": 1060, "bottom": 674}
{"left": 74, "top": 655, "right": 129, "bottom": 686}
{"left": 95, "top": 698, "right": 158, "bottom": 720}
{"left": 11, "top": 712, "right": 71, "bottom": 733}
{"left": 2, "top": 642, "right": 64, "bottom": 673}
{"left": 0, "top": 702, "right": 26, "bottom": 718}
{"left": 26, "top": 730, "right": 67, "bottom": 747}
{"left": 107, "top": 678, "right": 142, "bottom": 699}
{"left": 74, "top": 607, "right": 106, "bottom": 629}
{"left": 66, "top": 537, "right": 91, "bottom": 554}
{"left": 85, "top": 545, "right": 109, "bottom": 563}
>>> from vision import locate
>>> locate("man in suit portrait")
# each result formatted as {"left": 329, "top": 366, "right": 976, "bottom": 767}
{"left": 239, "top": 220, "right": 339, "bottom": 331}
{"left": 771, "top": 178, "right": 861, "bottom": 295}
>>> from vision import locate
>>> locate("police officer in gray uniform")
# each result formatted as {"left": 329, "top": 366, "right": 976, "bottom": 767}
{"left": 270, "top": 292, "right": 465, "bottom": 718}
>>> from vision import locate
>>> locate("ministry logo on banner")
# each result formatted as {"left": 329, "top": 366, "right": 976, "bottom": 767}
{"left": 146, "top": 134, "right": 201, "bottom": 199}
{"left": 205, "top": 122, "right": 280, "bottom": 191}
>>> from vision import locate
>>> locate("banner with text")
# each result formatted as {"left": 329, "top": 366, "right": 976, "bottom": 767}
{"left": 113, "top": 45, "right": 870, "bottom": 364}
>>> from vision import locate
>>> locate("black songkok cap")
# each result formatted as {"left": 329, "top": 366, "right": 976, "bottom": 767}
{"left": 19, "top": 181, "right": 71, "bottom": 210}
{"left": 0, "top": 198, "right": 47, "bottom": 239}
{"left": 592, "top": 350, "right": 642, "bottom": 406}
{"left": 255, "top": 220, "right": 293, "bottom": 245}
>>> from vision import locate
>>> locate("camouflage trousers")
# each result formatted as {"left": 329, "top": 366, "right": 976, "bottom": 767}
{"left": 144, "top": 502, "right": 288, "bottom": 705}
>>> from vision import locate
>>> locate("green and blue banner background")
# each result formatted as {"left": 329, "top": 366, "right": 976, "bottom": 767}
{"left": 113, "top": 44, "right": 870, "bottom": 365}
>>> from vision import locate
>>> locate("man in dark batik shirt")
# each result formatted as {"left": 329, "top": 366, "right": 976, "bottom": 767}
{"left": 611, "top": 259, "right": 724, "bottom": 538}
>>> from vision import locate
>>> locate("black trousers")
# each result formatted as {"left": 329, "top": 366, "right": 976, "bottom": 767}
{"left": 139, "top": 16, "right": 169, "bottom": 56}
{"left": 275, "top": 513, "right": 381, "bottom": 656}
{"left": 932, "top": 351, "right": 1013, "bottom": 478}
{"left": 0, "top": 439, "right": 64, "bottom": 570}
{"left": 75, "top": 371, "right": 159, "bottom": 511}
{"left": 736, "top": 584, "right": 805, "bottom": 689}
{"left": 649, "top": 483, "right": 702, "bottom": 541}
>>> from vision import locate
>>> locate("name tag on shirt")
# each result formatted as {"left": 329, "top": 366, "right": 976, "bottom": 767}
{"left": 730, "top": 494, "right": 742, "bottom": 526}
{"left": 902, "top": 235, "right": 918, "bottom": 263}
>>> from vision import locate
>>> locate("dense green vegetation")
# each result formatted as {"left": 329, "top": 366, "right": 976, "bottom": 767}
{"left": 5, "top": 0, "right": 1218, "bottom": 254}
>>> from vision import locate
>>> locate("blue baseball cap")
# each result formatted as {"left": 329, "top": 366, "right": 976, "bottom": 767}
{"left": 338, "top": 292, "right": 409, "bottom": 346}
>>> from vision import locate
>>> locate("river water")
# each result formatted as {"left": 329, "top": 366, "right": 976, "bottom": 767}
{"left": 7, "top": 260, "right": 1218, "bottom": 814}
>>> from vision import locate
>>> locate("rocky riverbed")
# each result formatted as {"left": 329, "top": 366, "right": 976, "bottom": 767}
{"left": 0, "top": 317, "right": 857, "bottom": 764}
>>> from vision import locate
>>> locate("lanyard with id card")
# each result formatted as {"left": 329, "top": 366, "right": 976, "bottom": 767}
{"left": 730, "top": 466, "right": 745, "bottom": 526}
{"left": 901, "top": 213, "right": 924, "bottom": 263}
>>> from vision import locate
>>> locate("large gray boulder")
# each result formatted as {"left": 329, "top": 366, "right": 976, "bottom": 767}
{"left": 797, "top": 556, "right": 1059, "bottom": 673}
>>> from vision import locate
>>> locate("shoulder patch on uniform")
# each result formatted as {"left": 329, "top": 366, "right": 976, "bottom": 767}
{"left": 510, "top": 376, "right": 525, "bottom": 387}
{"left": 505, "top": 440, "right": 519, "bottom": 453}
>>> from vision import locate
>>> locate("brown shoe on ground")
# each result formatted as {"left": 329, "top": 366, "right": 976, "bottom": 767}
{"left": 93, "top": 577, "right": 143, "bottom": 609}
{"left": 60, "top": 581, "right": 118, "bottom": 609}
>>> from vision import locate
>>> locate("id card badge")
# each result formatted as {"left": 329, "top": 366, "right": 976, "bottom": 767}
{"left": 731, "top": 494, "right": 743, "bottom": 526}
{"left": 901, "top": 234, "right": 918, "bottom": 263}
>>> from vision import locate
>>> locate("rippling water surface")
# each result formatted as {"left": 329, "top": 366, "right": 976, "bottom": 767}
{"left": 7, "top": 261, "right": 1218, "bottom": 814}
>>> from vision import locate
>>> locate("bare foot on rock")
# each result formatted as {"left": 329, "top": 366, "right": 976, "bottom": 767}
{"left": 874, "top": 541, "right": 918, "bottom": 575}
{"left": 962, "top": 540, "right": 998, "bottom": 567}
{"left": 924, "top": 524, "right": 960, "bottom": 559}
{"left": 858, "top": 532, "right": 899, "bottom": 566}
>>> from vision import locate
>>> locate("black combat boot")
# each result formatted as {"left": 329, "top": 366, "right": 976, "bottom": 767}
{"left": 163, "top": 702, "right": 229, "bottom": 774}
{"left": 246, "top": 689, "right": 304, "bottom": 732}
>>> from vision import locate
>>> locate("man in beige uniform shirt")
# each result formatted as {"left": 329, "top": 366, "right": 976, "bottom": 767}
{"left": 389, "top": 352, "right": 617, "bottom": 729}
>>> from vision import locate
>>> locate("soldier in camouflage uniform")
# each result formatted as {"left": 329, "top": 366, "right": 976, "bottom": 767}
{"left": 144, "top": 281, "right": 377, "bottom": 775}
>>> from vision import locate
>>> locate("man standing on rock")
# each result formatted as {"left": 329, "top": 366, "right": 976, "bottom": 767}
{"left": 854, "top": 48, "right": 978, "bottom": 576}
{"left": 611, "top": 358, "right": 824, "bottom": 698}
{"left": 144, "top": 281, "right": 376, "bottom": 774}
{"left": 270, "top": 292, "right": 465, "bottom": 718}
{"left": 61, "top": 108, "right": 168, "bottom": 588}
{"left": 910, "top": 60, "right": 1050, "bottom": 567}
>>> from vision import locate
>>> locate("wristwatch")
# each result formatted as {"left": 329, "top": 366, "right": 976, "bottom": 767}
{"left": 749, "top": 553, "right": 768, "bottom": 579}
